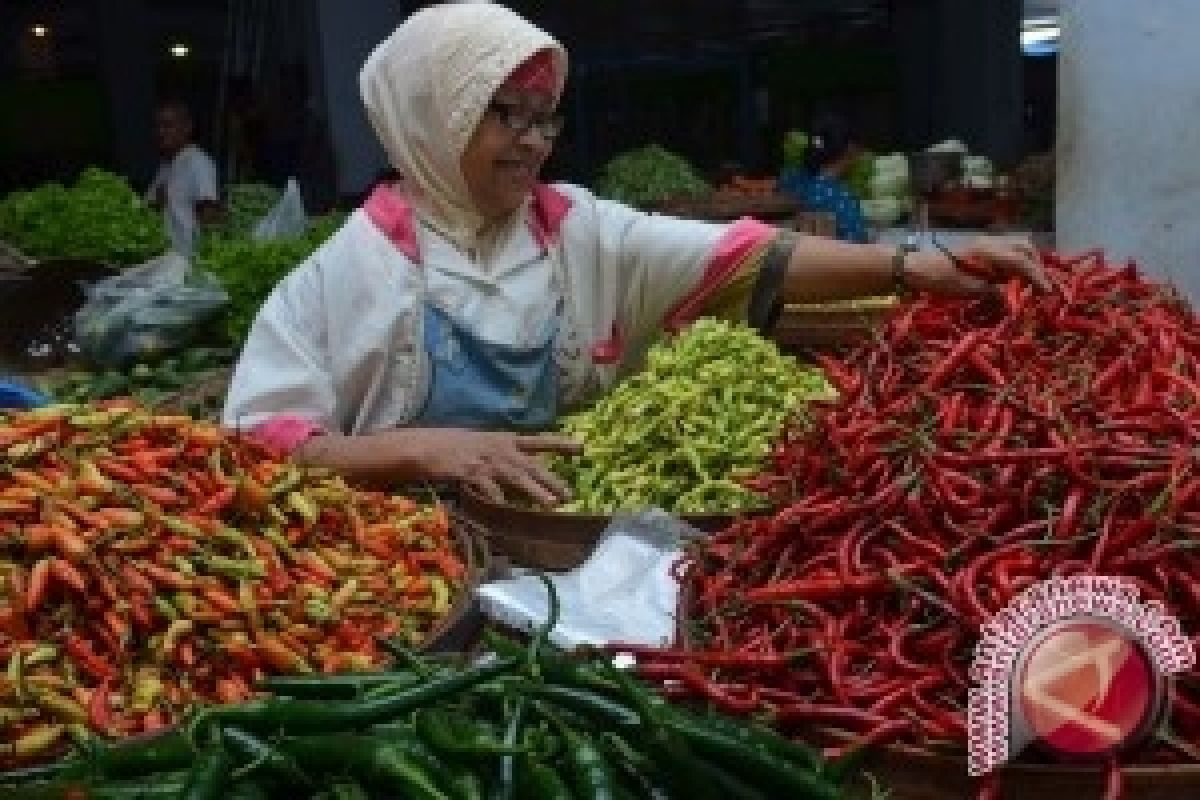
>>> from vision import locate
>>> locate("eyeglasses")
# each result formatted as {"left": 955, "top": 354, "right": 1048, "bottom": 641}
{"left": 486, "top": 101, "right": 565, "bottom": 141}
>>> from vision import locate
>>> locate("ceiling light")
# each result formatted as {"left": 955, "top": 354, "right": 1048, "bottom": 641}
{"left": 31, "top": 24, "right": 49, "bottom": 38}
{"left": 1021, "top": 25, "right": 1060, "bottom": 48}
{"left": 169, "top": 43, "right": 190, "bottom": 58}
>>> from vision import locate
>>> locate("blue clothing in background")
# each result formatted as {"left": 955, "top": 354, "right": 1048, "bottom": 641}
{"left": 778, "top": 169, "right": 869, "bottom": 243}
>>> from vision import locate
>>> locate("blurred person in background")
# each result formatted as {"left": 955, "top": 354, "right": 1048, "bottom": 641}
{"left": 146, "top": 101, "right": 222, "bottom": 256}
{"left": 779, "top": 111, "right": 869, "bottom": 243}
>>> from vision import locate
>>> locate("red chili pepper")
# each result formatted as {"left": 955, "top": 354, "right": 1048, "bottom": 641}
{"left": 138, "top": 562, "right": 195, "bottom": 590}
{"left": 64, "top": 633, "right": 118, "bottom": 683}
{"left": 197, "top": 484, "right": 236, "bottom": 515}
{"left": 1055, "top": 487, "right": 1088, "bottom": 539}
{"left": 88, "top": 681, "right": 113, "bottom": 733}
{"left": 26, "top": 558, "right": 53, "bottom": 614}
{"left": 744, "top": 568, "right": 913, "bottom": 604}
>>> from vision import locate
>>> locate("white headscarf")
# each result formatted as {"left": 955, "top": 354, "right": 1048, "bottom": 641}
{"left": 359, "top": 3, "right": 567, "bottom": 253}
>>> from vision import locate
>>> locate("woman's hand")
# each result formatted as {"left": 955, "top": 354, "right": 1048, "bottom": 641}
{"left": 907, "top": 236, "right": 1051, "bottom": 296}
{"left": 412, "top": 429, "right": 581, "bottom": 508}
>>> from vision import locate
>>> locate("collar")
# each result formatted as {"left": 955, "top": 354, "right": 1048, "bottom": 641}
{"left": 364, "top": 182, "right": 571, "bottom": 264}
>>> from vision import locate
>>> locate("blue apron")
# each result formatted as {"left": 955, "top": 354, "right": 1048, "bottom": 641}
{"left": 412, "top": 299, "right": 560, "bottom": 431}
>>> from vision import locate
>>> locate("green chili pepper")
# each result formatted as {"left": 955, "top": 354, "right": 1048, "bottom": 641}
{"left": 519, "top": 685, "right": 640, "bottom": 729}
{"left": 278, "top": 735, "right": 450, "bottom": 800}
{"left": 193, "top": 656, "right": 519, "bottom": 734}
{"left": 222, "top": 726, "right": 311, "bottom": 788}
{"left": 549, "top": 319, "right": 832, "bottom": 514}
{"left": 224, "top": 779, "right": 272, "bottom": 800}
{"left": 416, "top": 708, "right": 529, "bottom": 757}
{"left": 519, "top": 755, "right": 573, "bottom": 800}
{"left": 531, "top": 702, "right": 616, "bottom": 800}
{"left": 0, "top": 729, "right": 192, "bottom": 786}
{"left": 194, "top": 554, "right": 266, "bottom": 581}
{"left": 664, "top": 716, "right": 840, "bottom": 800}
{"left": 324, "top": 782, "right": 371, "bottom": 800}
{"left": 179, "top": 736, "right": 235, "bottom": 800}
{"left": 256, "top": 670, "right": 426, "bottom": 699}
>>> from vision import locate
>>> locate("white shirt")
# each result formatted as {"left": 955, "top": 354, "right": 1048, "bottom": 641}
{"left": 146, "top": 145, "right": 218, "bottom": 257}
{"left": 222, "top": 183, "right": 736, "bottom": 435}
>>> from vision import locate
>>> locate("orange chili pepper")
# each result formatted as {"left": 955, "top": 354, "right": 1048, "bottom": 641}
{"left": 97, "top": 459, "right": 142, "bottom": 484}
{"left": 52, "top": 528, "right": 89, "bottom": 563}
{"left": 26, "top": 558, "right": 53, "bottom": 613}
{"left": 138, "top": 562, "right": 195, "bottom": 591}
{"left": 254, "top": 631, "right": 311, "bottom": 674}
{"left": 88, "top": 681, "right": 113, "bottom": 733}
{"left": 201, "top": 587, "right": 240, "bottom": 616}
{"left": 49, "top": 559, "right": 87, "bottom": 594}
{"left": 132, "top": 485, "right": 182, "bottom": 507}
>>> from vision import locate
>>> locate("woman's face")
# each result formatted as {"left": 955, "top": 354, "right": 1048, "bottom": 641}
{"left": 461, "top": 89, "right": 559, "bottom": 221}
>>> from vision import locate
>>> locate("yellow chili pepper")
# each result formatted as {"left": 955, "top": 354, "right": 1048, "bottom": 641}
{"left": 3, "top": 723, "right": 66, "bottom": 757}
{"left": 31, "top": 687, "right": 86, "bottom": 723}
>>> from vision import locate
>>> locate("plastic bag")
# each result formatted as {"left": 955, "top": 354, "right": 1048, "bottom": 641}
{"left": 477, "top": 509, "right": 702, "bottom": 650}
{"left": 74, "top": 252, "right": 228, "bottom": 366}
{"left": 252, "top": 178, "right": 308, "bottom": 241}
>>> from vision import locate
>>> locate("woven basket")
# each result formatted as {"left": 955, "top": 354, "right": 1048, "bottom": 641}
{"left": 418, "top": 512, "right": 492, "bottom": 654}
{"left": 771, "top": 299, "right": 896, "bottom": 356}
{"left": 457, "top": 486, "right": 755, "bottom": 570}
{"left": 675, "top": 588, "right": 1197, "bottom": 799}
{"left": 157, "top": 367, "right": 232, "bottom": 420}
{"left": 840, "top": 740, "right": 1200, "bottom": 800}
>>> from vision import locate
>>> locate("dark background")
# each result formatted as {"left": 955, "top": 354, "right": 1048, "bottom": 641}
{"left": 0, "top": 0, "right": 1053, "bottom": 208}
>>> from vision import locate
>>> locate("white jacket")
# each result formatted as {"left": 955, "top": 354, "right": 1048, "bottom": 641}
{"left": 221, "top": 183, "right": 762, "bottom": 436}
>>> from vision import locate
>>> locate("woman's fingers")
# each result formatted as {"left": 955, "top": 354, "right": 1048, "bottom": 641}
{"left": 496, "top": 460, "right": 561, "bottom": 508}
{"left": 515, "top": 433, "right": 583, "bottom": 456}
{"left": 469, "top": 474, "right": 507, "bottom": 504}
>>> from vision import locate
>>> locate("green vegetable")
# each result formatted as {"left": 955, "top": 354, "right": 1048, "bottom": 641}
{"left": 0, "top": 168, "right": 168, "bottom": 265}
{"left": 594, "top": 145, "right": 710, "bottom": 209}
{"left": 196, "top": 212, "right": 345, "bottom": 343}
{"left": 39, "top": 346, "right": 234, "bottom": 411}
{"left": 200, "top": 183, "right": 282, "bottom": 244}
{"left": 550, "top": 319, "right": 835, "bottom": 514}
{"left": 0, "top": 575, "right": 841, "bottom": 799}
{"left": 782, "top": 131, "right": 810, "bottom": 170}
{"left": 179, "top": 736, "right": 234, "bottom": 800}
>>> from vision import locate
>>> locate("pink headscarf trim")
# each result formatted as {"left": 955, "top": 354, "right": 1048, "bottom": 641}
{"left": 502, "top": 49, "right": 559, "bottom": 95}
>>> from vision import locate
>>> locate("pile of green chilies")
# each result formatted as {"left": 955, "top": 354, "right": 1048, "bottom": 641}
{"left": 0, "top": 578, "right": 844, "bottom": 800}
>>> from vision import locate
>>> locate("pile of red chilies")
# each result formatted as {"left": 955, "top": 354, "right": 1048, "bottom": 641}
{"left": 628, "top": 251, "right": 1200, "bottom": 793}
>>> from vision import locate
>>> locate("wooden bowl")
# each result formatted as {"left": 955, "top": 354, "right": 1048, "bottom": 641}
{"left": 417, "top": 511, "right": 492, "bottom": 653}
{"left": 457, "top": 486, "right": 759, "bottom": 570}
{"left": 771, "top": 298, "right": 895, "bottom": 355}
{"left": 843, "top": 740, "right": 1200, "bottom": 800}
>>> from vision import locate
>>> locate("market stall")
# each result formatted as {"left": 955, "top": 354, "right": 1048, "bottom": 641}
{"left": 4, "top": 156, "right": 1199, "bottom": 800}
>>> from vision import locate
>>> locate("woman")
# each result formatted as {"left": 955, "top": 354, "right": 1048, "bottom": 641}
{"left": 223, "top": 3, "right": 1045, "bottom": 508}
{"left": 778, "top": 112, "right": 870, "bottom": 243}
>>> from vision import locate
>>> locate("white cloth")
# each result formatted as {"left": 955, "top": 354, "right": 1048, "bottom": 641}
{"left": 221, "top": 185, "right": 727, "bottom": 434}
{"left": 358, "top": 3, "right": 567, "bottom": 256}
{"left": 146, "top": 145, "right": 218, "bottom": 257}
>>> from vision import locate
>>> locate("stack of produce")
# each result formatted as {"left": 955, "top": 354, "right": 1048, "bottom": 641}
{"left": 594, "top": 145, "right": 711, "bottom": 209}
{"left": 0, "top": 402, "right": 464, "bottom": 766}
{"left": 0, "top": 584, "right": 843, "bottom": 800}
{"left": 0, "top": 169, "right": 168, "bottom": 266}
{"left": 200, "top": 183, "right": 283, "bottom": 244}
{"left": 196, "top": 212, "right": 346, "bottom": 343}
{"left": 860, "top": 153, "right": 911, "bottom": 228}
{"left": 551, "top": 319, "right": 834, "bottom": 514}
{"left": 36, "top": 346, "right": 234, "bottom": 413}
{"left": 634, "top": 253, "right": 1200, "bottom": 779}
{"left": 714, "top": 176, "right": 777, "bottom": 198}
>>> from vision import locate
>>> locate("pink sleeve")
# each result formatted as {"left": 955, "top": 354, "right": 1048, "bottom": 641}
{"left": 248, "top": 415, "right": 325, "bottom": 456}
{"left": 662, "top": 217, "right": 777, "bottom": 333}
